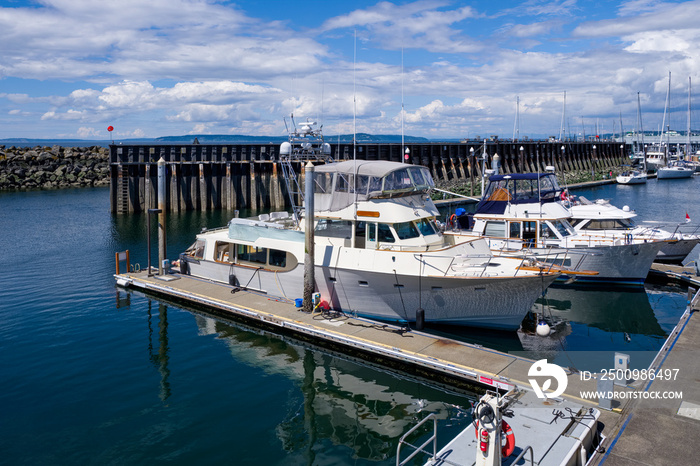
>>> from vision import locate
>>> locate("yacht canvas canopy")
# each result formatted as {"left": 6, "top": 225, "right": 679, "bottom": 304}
{"left": 312, "top": 160, "right": 434, "bottom": 212}
{"left": 476, "top": 172, "right": 563, "bottom": 215}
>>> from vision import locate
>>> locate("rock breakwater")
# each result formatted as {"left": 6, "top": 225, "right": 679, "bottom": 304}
{"left": 0, "top": 145, "right": 109, "bottom": 190}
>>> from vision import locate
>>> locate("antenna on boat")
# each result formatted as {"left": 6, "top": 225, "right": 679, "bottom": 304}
{"left": 637, "top": 91, "right": 646, "bottom": 171}
{"left": 559, "top": 91, "right": 566, "bottom": 141}
{"left": 351, "top": 29, "right": 358, "bottom": 248}
{"left": 687, "top": 76, "right": 692, "bottom": 158}
{"left": 659, "top": 71, "right": 670, "bottom": 150}
{"left": 513, "top": 96, "right": 520, "bottom": 141}
{"left": 401, "top": 46, "right": 405, "bottom": 163}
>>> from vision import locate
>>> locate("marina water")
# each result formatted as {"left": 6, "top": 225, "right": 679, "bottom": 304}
{"left": 0, "top": 178, "right": 693, "bottom": 464}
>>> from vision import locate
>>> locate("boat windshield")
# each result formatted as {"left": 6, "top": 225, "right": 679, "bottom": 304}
{"left": 547, "top": 219, "right": 574, "bottom": 237}
{"left": 481, "top": 173, "right": 561, "bottom": 206}
{"left": 314, "top": 162, "right": 435, "bottom": 212}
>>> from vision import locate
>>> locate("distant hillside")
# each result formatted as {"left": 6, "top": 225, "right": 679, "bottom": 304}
{"left": 1, "top": 133, "right": 434, "bottom": 147}
{"left": 155, "top": 133, "right": 432, "bottom": 143}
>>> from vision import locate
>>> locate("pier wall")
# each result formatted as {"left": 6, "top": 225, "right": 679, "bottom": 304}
{"left": 110, "top": 141, "right": 627, "bottom": 213}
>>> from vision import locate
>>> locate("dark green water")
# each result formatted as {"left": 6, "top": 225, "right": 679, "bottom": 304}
{"left": 0, "top": 178, "right": 693, "bottom": 463}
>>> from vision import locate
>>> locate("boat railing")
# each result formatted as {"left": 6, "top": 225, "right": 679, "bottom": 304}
{"left": 509, "top": 445, "right": 536, "bottom": 465}
{"left": 415, "top": 253, "right": 497, "bottom": 278}
{"left": 395, "top": 413, "right": 449, "bottom": 466}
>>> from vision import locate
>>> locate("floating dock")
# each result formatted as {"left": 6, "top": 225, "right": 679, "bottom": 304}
{"left": 114, "top": 267, "right": 700, "bottom": 465}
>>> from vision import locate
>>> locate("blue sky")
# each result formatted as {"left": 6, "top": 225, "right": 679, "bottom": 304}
{"left": 0, "top": 0, "right": 698, "bottom": 140}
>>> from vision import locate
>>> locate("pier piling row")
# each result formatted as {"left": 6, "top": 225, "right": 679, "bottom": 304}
{"left": 110, "top": 141, "right": 627, "bottom": 213}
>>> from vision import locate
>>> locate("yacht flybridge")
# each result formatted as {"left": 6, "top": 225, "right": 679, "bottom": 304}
{"left": 177, "top": 120, "right": 559, "bottom": 330}
{"left": 448, "top": 171, "right": 664, "bottom": 285}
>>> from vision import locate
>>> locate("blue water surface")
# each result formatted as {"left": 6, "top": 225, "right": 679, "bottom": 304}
{"left": 0, "top": 188, "right": 473, "bottom": 465}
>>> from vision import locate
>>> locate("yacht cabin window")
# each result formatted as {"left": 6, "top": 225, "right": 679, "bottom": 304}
{"left": 212, "top": 241, "right": 289, "bottom": 269}
{"left": 509, "top": 222, "right": 521, "bottom": 238}
{"left": 540, "top": 222, "right": 555, "bottom": 239}
{"left": 394, "top": 221, "right": 421, "bottom": 240}
{"left": 378, "top": 223, "right": 395, "bottom": 243}
{"left": 415, "top": 218, "right": 438, "bottom": 236}
{"left": 238, "top": 244, "right": 267, "bottom": 264}
{"left": 315, "top": 219, "right": 353, "bottom": 239}
{"left": 583, "top": 219, "right": 634, "bottom": 230}
{"left": 484, "top": 221, "right": 506, "bottom": 238}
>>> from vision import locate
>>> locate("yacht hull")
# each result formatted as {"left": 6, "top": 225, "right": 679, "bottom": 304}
{"left": 657, "top": 167, "right": 694, "bottom": 179}
{"left": 182, "top": 256, "right": 557, "bottom": 330}
{"left": 656, "top": 238, "right": 700, "bottom": 262}
{"left": 547, "top": 240, "right": 662, "bottom": 284}
{"left": 477, "top": 239, "right": 663, "bottom": 285}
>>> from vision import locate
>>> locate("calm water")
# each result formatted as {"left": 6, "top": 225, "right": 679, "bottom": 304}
{"left": 0, "top": 177, "right": 695, "bottom": 464}
{"left": 0, "top": 188, "right": 473, "bottom": 465}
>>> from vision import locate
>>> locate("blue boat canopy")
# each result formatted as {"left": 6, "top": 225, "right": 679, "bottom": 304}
{"left": 475, "top": 172, "right": 563, "bottom": 214}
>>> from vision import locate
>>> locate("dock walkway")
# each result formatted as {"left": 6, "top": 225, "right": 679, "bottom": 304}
{"left": 115, "top": 270, "right": 612, "bottom": 404}
{"left": 595, "top": 298, "right": 700, "bottom": 465}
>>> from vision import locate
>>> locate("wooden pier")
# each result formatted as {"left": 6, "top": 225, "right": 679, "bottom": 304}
{"left": 109, "top": 141, "right": 627, "bottom": 213}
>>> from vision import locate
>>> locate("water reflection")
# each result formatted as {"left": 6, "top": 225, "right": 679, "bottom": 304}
{"left": 147, "top": 301, "right": 171, "bottom": 402}
{"left": 533, "top": 286, "right": 665, "bottom": 336}
{"left": 194, "top": 313, "right": 474, "bottom": 462}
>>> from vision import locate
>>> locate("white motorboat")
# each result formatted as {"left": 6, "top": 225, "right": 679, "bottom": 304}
{"left": 448, "top": 172, "right": 664, "bottom": 285}
{"left": 656, "top": 160, "right": 695, "bottom": 179}
{"left": 616, "top": 169, "right": 647, "bottom": 185}
{"left": 645, "top": 146, "right": 666, "bottom": 171}
{"left": 177, "top": 120, "right": 559, "bottom": 330}
{"left": 398, "top": 390, "right": 604, "bottom": 466}
{"left": 569, "top": 197, "right": 700, "bottom": 263}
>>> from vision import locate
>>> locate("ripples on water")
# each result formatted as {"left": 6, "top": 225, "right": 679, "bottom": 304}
{"left": 0, "top": 188, "right": 473, "bottom": 465}
{"left": 0, "top": 178, "right": 694, "bottom": 464}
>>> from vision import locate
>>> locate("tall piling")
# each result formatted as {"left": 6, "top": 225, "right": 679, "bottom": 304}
{"left": 157, "top": 157, "right": 167, "bottom": 274}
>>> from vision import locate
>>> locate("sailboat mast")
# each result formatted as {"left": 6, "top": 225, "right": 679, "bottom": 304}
{"left": 559, "top": 91, "right": 566, "bottom": 141}
{"left": 513, "top": 96, "right": 520, "bottom": 140}
{"left": 401, "top": 47, "right": 405, "bottom": 163}
{"left": 688, "top": 76, "right": 692, "bottom": 157}
{"left": 659, "top": 71, "right": 670, "bottom": 148}
{"left": 351, "top": 30, "right": 357, "bottom": 247}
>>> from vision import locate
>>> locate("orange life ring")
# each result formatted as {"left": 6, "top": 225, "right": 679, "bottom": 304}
{"left": 474, "top": 420, "right": 516, "bottom": 458}
{"left": 448, "top": 214, "right": 457, "bottom": 228}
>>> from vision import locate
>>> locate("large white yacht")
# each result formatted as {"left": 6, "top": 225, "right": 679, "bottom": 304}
{"left": 569, "top": 197, "right": 700, "bottom": 263}
{"left": 177, "top": 121, "right": 559, "bottom": 330}
{"left": 448, "top": 172, "right": 664, "bottom": 285}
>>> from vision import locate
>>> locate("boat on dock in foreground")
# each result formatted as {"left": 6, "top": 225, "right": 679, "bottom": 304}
{"left": 447, "top": 171, "right": 664, "bottom": 285}
{"left": 397, "top": 389, "right": 603, "bottom": 466}
{"left": 177, "top": 120, "right": 559, "bottom": 330}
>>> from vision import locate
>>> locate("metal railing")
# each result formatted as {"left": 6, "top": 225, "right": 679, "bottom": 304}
{"left": 396, "top": 413, "right": 440, "bottom": 466}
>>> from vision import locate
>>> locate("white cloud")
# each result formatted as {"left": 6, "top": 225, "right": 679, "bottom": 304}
{"left": 321, "top": 1, "right": 482, "bottom": 53}
{"left": 76, "top": 126, "right": 101, "bottom": 138}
